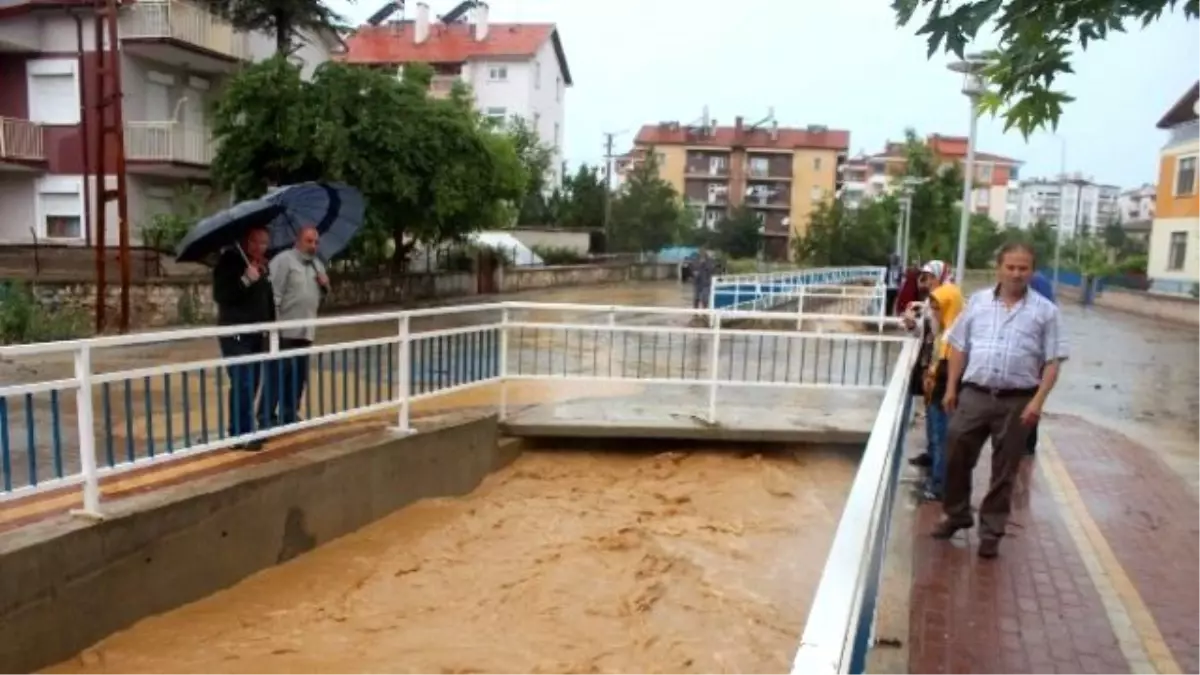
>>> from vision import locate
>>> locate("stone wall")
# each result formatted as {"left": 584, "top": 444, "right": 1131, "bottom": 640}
{"left": 1057, "top": 285, "right": 1199, "bottom": 326}
{"left": 28, "top": 262, "right": 677, "bottom": 330}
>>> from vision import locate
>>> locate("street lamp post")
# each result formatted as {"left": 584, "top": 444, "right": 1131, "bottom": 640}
{"left": 1052, "top": 137, "right": 1067, "bottom": 295}
{"left": 948, "top": 55, "right": 988, "bottom": 282}
{"left": 897, "top": 177, "right": 924, "bottom": 266}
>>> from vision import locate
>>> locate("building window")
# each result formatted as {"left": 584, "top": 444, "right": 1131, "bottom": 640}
{"left": 749, "top": 157, "right": 769, "bottom": 177}
{"left": 553, "top": 122, "right": 560, "bottom": 148}
{"left": 813, "top": 157, "right": 822, "bottom": 171}
{"left": 1175, "top": 156, "right": 1196, "bottom": 195}
{"left": 555, "top": 76, "right": 561, "bottom": 102}
{"left": 488, "top": 65, "right": 507, "bottom": 81}
{"left": 534, "top": 61, "right": 541, "bottom": 89}
{"left": 810, "top": 186, "right": 822, "bottom": 200}
{"left": 1168, "top": 231, "right": 1188, "bottom": 270}
{"left": 485, "top": 107, "right": 506, "bottom": 124}
{"left": 27, "top": 58, "right": 80, "bottom": 125}
{"left": 976, "top": 164, "right": 994, "bottom": 183}
{"left": 36, "top": 177, "right": 85, "bottom": 241}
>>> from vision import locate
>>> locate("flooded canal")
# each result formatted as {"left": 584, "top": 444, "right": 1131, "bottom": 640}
{"left": 47, "top": 445, "right": 859, "bottom": 674}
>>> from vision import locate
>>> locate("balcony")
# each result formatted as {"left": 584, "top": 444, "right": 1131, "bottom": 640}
{"left": 121, "top": 0, "right": 251, "bottom": 73}
{"left": 0, "top": 117, "right": 46, "bottom": 169}
{"left": 125, "top": 122, "right": 214, "bottom": 176}
{"left": 745, "top": 184, "right": 789, "bottom": 209}
{"left": 685, "top": 163, "right": 728, "bottom": 178}
{"left": 429, "top": 75, "right": 462, "bottom": 99}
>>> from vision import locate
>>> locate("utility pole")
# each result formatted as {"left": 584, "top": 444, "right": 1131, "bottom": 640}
{"left": 91, "top": 0, "right": 132, "bottom": 333}
{"left": 602, "top": 132, "right": 615, "bottom": 251}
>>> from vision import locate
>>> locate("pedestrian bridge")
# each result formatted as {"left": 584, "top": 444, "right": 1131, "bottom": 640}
{"left": 14, "top": 264, "right": 1132, "bottom": 674}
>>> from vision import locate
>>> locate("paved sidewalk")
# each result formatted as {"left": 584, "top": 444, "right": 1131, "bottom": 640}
{"left": 907, "top": 414, "right": 1198, "bottom": 674}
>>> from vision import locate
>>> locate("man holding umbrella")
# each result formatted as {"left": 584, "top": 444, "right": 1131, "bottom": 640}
{"left": 212, "top": 226, "right": 275, "bottom": 451}
{"left": 260, "top": 225, "right": 329, "bottom": 428}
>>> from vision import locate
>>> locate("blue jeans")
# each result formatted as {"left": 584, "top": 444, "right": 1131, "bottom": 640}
{"left": 259, "top": 338, "right": 312, "bottom": 428}
{"left": 218, "top": 333, "right": 264, "bottom": 438}
{"left": 925, "top": 400, "right": 950, "bottom": 495}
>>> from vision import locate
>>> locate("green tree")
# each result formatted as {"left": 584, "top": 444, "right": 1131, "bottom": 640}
{"left": 796, "top": 197, "right": 896, "bottom": 265}
{"left": 557, "top": 163, "right": 607, "bottom": 230}
{"left": 501, "top": 115, "right": 555, "bottom": 225}
{"left": 207, "top": 0, "right": 345, "bottom": 54}
{"left": 893, "top": 0, "right": 1199, "bottom": 135}
{"left": 608, "top": 151, "right": 689, "bottom": 252}
{"left": 210, "top": 58, "right": 526, "bottom": 270}
{"left": 711, "top": 206, "right": 762, "bottom": 259}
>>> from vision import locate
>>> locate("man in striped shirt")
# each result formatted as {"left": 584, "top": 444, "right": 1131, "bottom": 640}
{"left": 932, "top": 242, "right": 1069, "bottom": 559}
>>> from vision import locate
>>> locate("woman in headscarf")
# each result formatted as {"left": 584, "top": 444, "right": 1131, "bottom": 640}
{"left": 918, "top": 260, "right": 963, "bottom": 501}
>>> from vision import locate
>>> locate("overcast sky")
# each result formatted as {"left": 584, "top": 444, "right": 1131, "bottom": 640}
{"left": 330, "top": 0, "right": 1200, "bottom": 189}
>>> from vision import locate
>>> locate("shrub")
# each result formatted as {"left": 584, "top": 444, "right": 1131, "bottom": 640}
{"left": 0, "top": 281, "right": 87, "bottom": 344}
{"left": 531, "top": 245, "right": 586, "bottom": 266}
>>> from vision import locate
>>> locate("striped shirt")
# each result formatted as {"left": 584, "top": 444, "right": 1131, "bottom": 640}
{"left": 947, "top": 286, "right": 1068, "bottom": 390}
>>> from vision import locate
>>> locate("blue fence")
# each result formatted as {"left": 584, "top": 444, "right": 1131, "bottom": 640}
{"left": 710, "top": 267, "right": 885, "bottom": 311}
{"left": 0, "top": 328, "right": 501, "bottom": 498}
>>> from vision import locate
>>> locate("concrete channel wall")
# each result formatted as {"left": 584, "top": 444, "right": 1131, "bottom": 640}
{"left": 0, "top": 414, "right": 517, "bottom": 674}
{"left": 1057, "top": 284, "right": 1200, "bottom": 326}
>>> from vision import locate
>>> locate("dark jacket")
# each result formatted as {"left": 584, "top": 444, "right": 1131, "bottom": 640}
{"left": 212, "top": 248, "right": 275, "bottom": 327}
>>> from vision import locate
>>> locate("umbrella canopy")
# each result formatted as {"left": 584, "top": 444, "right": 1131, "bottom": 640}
{"left": 263, "top": 182, "right": 365, "bottom": 262}
{"left": 174, "top": 197, "right": 282, "bottom": 264}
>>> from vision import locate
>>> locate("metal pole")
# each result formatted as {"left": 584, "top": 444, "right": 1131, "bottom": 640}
{"left": 103, "top": 0, "right": 132, "bottom": 333}
{"left": 954, "top": 94, "right": 979, "bottom": 283}
{"left": 1052, "top": 139, "right": 1066, "bottom": 295}
{"left": 602, "top": 132, "right": 614, "bottom": 251}
{"left": 893, "top": 202, "right": 903, "bottom": 259}
{"left": 901, "top": 196, "right": 913, "bottom": 268}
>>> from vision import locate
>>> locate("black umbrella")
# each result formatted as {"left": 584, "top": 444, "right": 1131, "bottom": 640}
{"left": 262, "top": 182, "right": 366, "bottom": 261}
{"left": 174, "top": 197, "right": 283, "bottom": 264}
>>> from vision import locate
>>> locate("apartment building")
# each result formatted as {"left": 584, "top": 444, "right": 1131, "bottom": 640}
{"left": 863, "top": 133, "right": 1022, "bottom": 225}
{"left": 1008, "top": 175, "right": 1121, "bottom": 234}
{"left": 632, "top": 117, "right": 849, "bottom": 261}
{"left": 343, "top": 2, "right": 572, "bottom": 186}
{"left": 1147, "top": 81, "right": 1199, "bottom": 294}
{"left": 1118, "top": 184, "right": 1157, "bottom": 222}
{"left": 0, "top": 0, "right": 342, "bottom": 247}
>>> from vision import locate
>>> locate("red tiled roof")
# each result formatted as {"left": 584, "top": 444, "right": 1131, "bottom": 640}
{"left": 1156, "top": 81, "right": 1199, "bottom": 129}
{"left": 634, "top": 124, "right": 849, "bottom": 151}
{"left": 342, "top": 21, "right": 572, "bottom": 84}
{"left": 868, "top": 133, "right": 1020, "bottom": 165}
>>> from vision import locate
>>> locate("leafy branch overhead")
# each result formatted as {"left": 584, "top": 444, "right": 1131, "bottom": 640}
{"left": 893, "top": 0, "right": 1199, "bottom": 136}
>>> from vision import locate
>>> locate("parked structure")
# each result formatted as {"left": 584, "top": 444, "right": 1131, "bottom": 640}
{"left": 628, "top": 109, "right": 850, "bottom": 261}
{"left": 1147, "top": 81, "right": 1199, "bottom": 294}
{"left": 0, "top": 0, "right": 343, "bottom": 248}
{"left": 342, "top": 1, "right": 572, "bottom": 187}
{"left": 1008, "top": 174, "right": 1121, "bottom": 233}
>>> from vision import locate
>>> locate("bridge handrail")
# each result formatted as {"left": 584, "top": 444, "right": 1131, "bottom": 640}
{"left": 790, "top": 333, "right": 921, "bottom": 674}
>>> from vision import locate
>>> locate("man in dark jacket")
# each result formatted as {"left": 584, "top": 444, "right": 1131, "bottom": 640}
{"left": 212, "top": 226, "right": 275, "bottom": 450}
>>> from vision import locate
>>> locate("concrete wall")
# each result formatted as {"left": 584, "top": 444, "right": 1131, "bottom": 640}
{"left": 28, "top": 261, "right": 679, "bottom": 329}
{"left": 0, "top": 415, "right": 519, "bottom": 674}
{"left": 1058, "top": 284, "right": 1199, "bottom": 326}
{"left": 508, "top": 227, "right": 590, "bottom": 254}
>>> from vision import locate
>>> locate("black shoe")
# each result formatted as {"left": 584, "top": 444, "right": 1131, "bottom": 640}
{"left": 978, "top": 538, "right": 1000, "bottom": 559}
{"left": 909, "top": 453, "right": 933, "bottom": 468}
{"left": 931, "top": 519, "right": 973, "bottom": 539}
{"left": 235, "top": 440, "right": 264, "bottom": 452}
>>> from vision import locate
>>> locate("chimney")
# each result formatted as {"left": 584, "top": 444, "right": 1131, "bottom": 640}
{"left": 414, "top": 2, "right": 430, "bottom": 43}
{"left": 734, "top": 116, "right": 744, "bottom": 138}
{"left": 473, "top": 2, "right": 489, "bottom": 41}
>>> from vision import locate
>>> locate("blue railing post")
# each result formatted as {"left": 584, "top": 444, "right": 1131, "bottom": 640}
{"left": 72, "top": 345, "right": 102, "bottom": 518}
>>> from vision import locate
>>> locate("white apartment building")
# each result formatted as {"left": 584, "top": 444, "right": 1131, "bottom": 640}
{"left": 344, "top": 2, "right": 572, "bottom": 187}
{"left": 1008, "top": 174, "right": 1121, "bottom": 235}
{"left": 1118, "top": 184, "right": 1157, "bottom": 222}
{"left": 0, "top": 0, "right": 342, "bottom": 247}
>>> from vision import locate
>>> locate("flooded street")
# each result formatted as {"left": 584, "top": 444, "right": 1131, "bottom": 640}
{"left": 48, "top": 446, "right": 858, "bottom": 674}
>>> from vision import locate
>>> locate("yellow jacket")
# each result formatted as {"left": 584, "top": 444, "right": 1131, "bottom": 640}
{"left": 929, "top": 283, "right": 964, "bottom": 363}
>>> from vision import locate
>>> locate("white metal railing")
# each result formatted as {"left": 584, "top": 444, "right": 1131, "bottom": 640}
{"left": 0, "top": 299, "right": 914, "bottom": 515}
{"left": 121, "top": 0, "right": 251, "bottom": 62}
{"left": 709, "top": 266, "right": 886, "bottom": 317}
{"left": 125, "top": 121, "right": 214, "bottom": 165}
{"left": 792, "top": 335, "right": 920, "bottom": 674}
{"left": 0, "top": 117, "right": 45, "bottom": 161}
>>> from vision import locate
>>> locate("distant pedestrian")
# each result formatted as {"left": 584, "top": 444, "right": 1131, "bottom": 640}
{"left": 212, "top": 226, "right": 275, "bottom": 451}
{"left": 895, "top": 263, "right": 923, "bottom": 315}
{"left": 917, "top": 261, "right": 964, "bottom": 501}
{"left": 933, "top": 242, "right": 1068, "bottom": 559}
{"left": 260, "top": 225, "right": 330, "bottom": 429}
{"left": 885, "top": 253, "right": 903, "bottom": 316}
{"left": 692, "top": 249, "right": 715, "bottom": 310}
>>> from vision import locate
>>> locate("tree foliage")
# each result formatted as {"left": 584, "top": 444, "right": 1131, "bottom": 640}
{"left": 795, "top": 197, "right": 898, "bottom": 266}
{"left": 607, "top": 151, "right": 690, "bottom": 252}
{"left": 710, "top": 206, "right": 763, "bottom": 259}
{"left": 554, "top": 164, "right": 607, "bottom": 230}
{"left": 210, "top": 57, "right": 527, "bottom": 270}
{"left": 893, "top": 0, "right": 1199, "bottom": 135}
{"left": 206, "top": 0, "right": 345, "bottom": 54}
{"left": 500, "top": 116, "right": 556, "bottom": 225}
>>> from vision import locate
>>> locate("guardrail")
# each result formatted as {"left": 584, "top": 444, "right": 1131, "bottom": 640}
{"left": 125, "top": 122, "right": 214, "bottom": 165}
{"left": 121, "top": 0, "right": 251, "bottom": 62}
{"left": 792, "top": 330, "right": 920, "bottom": 674}
{"left": 710, "top": 266, "right": 885, "bottom": 312}
{"left": 0, "top": 300, "right": 913, "bottom": 515}
{"left": 0, "top": 117, "right": 45, "bottom": 161}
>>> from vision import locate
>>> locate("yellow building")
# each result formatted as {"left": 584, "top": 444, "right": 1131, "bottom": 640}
{"left": 1147, "top": 82, "right": 1200, "bottom": 294}
{"left": 629, "top": 117, "right": 849, "bottom": 260}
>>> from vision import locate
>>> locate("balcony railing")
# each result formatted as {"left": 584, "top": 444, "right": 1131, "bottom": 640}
{"left": 0, "top": 117, "right": 45, "bottom": 161}
{"left": 122, "top": 0, "right": 250, "bottom": 62}
{"left": 125, "top": 121, "right": 214, "bottom": 165}
{"left": 685, "top": 163, "right": 728, "bottom": 177}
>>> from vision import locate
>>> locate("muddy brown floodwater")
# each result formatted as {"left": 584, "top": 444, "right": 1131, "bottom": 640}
{"left": 48, "top": 446, "right": 859, "bottom": 675}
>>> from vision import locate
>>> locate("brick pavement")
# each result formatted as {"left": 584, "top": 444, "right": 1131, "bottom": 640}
{"left": 905, "top": 413, "right": 1194, "bottom": 674}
